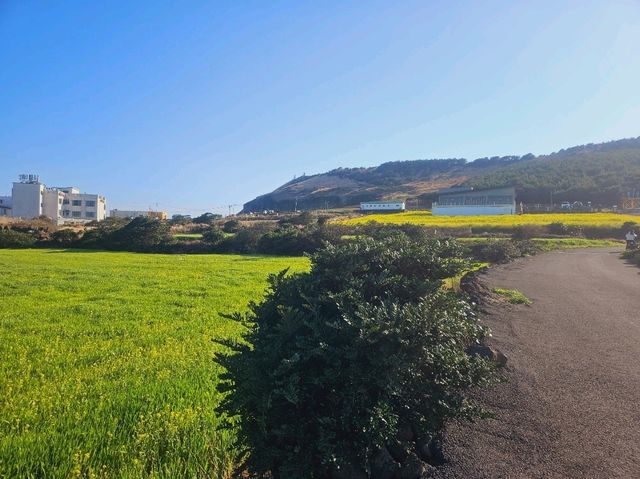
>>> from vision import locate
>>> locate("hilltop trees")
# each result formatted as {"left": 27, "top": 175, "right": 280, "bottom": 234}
{"left": 215, "top": 235, "right": 496, "bottom": 478}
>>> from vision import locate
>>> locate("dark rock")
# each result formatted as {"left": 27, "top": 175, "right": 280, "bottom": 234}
{"left": 386, "top": 440, "right": 409, "bottom": 464}
{"left": 415, "top": 435, "right": 433, "bottom": 463}
{"left": 395, "top": 452, "right": 435, "bottom": 479}
{"left": 397, "top": 422, "right": 415, "bottom": 442}
{"left": 371, "top": 447, "right": 401, "bottom": 479}
{"left": 330, "top": 462, "right": 368, "bottom": 479}
{"left": 416, "top": 435, "right": 445, "bottom": 466}
{"left": 467, "top": 344, "right": 508, "bottom": 367}
{"left": 428, "top": 437, "right": 445, "bottom": 465}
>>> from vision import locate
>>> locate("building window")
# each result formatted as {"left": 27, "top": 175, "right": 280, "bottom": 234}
{"left": 62, "top": 210, "right": 70, "bottom": 216}
{"left": 439, "top": 196, "right": 464, "bottom": 206}
{"left": 72, "top": 211, "right": 82, "bottom": 218}
{"left": 85, "top": 211, "right": 95, "bottom": 218}
{"left": 72, "top": 200, "right": 82, "bottom": 206}
{"left": 85, "top": 200, "right": 96, "bottom": 207}
{"left": 62, "top": 199, "right": 69, "bottom": 205}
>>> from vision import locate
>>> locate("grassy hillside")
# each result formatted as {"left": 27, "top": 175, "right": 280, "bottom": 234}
{"left": 0, "top": 250, "right": 308, "bottom": 478}
{"left": 243, "top": 137, "right": 640, "bottom": 212}
{"left": 243, "top": 156, "right": 530, "bottom": 212}
{"left": 466, "top": 137, "right": 640, "bottom": 204}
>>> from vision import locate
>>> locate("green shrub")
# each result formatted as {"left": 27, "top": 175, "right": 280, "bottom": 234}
{"left": 468, "top": 240, "right": 520, "bottom": 263}
{"left": 50, "top": 229, "right": 81, "bottom": 245}
{"left": 223, "top": 220, "right": 241, "bottom": 233}
{"left": 256, "top": 225, "right": 341, "bottom": 256}
{"left": 102, "top": 217, "right": 173, "bottom": 252}
{"left": 215, "top": 236, "right": 495, "bottom": 478}
{"left": 468, "top": 239, "right": 541, "bottom": 263}
{"left": 216, "top": 225, "right": 271, "bottom": 254}
{"left": 548, "top": 222, "right": 569, "bottom": 235}
{"left": 202, "top": 226, "right": 226, "bottom": 246}
{"left": 0, "top": 229, "right": 36, "bottom": 248}
{"left": 512, "top": 224, "right": 546, "bottom": 240}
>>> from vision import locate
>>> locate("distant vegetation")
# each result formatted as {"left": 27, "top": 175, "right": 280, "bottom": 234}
{"left": 0, "top": 249, "right": 308, "bottom": 478}
{"left": 242, "top": 137, "right": 640, "bottom": 211}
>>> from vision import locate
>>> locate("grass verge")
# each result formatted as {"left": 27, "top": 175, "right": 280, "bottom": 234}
{"left": 492, "top": 288, "right": 532, "bottom": 305}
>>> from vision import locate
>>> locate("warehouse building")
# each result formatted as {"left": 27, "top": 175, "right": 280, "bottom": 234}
{"left": 432, "top": 186, "right": 516, "bottom": 216}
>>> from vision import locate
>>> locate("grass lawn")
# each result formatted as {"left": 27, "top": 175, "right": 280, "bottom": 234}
{"left": 172, "top": 233, "right": 204, "bottom": 240}
{"left": 0, "top": 249, "right": 308, "bottom": 479}
{"left": 339, "top": 211, "right": 639, "bottom": 228}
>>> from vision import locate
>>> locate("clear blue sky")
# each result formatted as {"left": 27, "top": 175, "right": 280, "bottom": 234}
{"left": 2, "top": 1, "right": 639, "bottom": 215}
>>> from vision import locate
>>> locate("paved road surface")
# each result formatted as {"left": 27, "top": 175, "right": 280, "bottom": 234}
{"left": 435, "top": 248, "right": 640, "bottom": 479}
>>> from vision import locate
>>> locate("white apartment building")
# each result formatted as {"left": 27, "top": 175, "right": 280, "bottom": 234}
{"left": 8, "top": 175, "right": 107, "bottom": 224}
{"left": 0, "top": 196, "right": 11, "bottom": 216}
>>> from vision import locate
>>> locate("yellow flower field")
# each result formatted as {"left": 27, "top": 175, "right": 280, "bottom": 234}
{"left": 338, "top": 211, "right": 639, "bottom": 228}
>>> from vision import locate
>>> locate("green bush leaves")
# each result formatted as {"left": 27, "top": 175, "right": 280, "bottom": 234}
{"left": 215, "top": 235, "right": 496, "bottom": 478}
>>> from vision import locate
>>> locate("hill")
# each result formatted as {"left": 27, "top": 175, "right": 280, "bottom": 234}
{"left": 242, "top": 137, "right": 640, "bottom": 212}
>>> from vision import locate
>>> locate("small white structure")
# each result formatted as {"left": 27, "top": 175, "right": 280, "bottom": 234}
{"left": 432, "top": 187, "right": 516, "bottom": 216}
{"left": 8, "top": 175, "right": 107, "bottom": 224}
{"left": 360, "top": 201, "right": 406, "bottom": 212}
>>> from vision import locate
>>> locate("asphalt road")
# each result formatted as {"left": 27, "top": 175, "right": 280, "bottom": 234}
{"left": 435, "top": 248, "right": 640, "bottom": 479}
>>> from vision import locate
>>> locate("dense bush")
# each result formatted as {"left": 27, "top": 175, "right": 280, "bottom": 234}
{"left": 50, "top": 229, "right": 81, "bottom": 245}
{"left": 202, "top": 226, "right": 226, "bottom": 246}
{"left": 217, "top": 225, "right": 272, "bottom": 254}
{"left": 467, "top": 239, "right": 541, "bottom": 263}
{"left": 108, "top": 217, "right": 172, "bottom": 251}
{"left": 78, "top": 217, "right": 172, "bottom": 252}
{"left": 0, "top": 229, "right": 37, "bottom": 248}
{"left": 215, "top": 236, "right": 496, "bottom": 478}
{"left": 223, "top": 220, "right": 241, "bottom": 233}
{"left": 512, "top": 224, "right": 546, "bottom": 240}
{"left": 256, "top": 225, "right": 341, "bottom": 256}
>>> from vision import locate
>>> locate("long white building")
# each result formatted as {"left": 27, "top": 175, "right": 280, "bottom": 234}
{"left": 5, "top": 175, "right": 107, "bottom": 224}
{"left": 432, "top": 186, "right": 516, "bottom": 216}
{"left": 360, "top": 201, "right": 406, "bottom": 212}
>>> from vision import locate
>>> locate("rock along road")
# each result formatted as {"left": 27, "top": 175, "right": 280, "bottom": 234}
{"left": 435, "top": 248, "right": 640, "bottom": 479}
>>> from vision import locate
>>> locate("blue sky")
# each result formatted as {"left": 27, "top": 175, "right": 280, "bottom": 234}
{"left": 1, "top": 1, "right": 639, "bottom": 215}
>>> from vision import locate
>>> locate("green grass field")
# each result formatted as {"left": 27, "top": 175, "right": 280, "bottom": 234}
{"left": 339, "top": 211, "right": 639, "bottom": 228}
{"left": 0, "top": 249, "right": 308, "bottom": 479}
